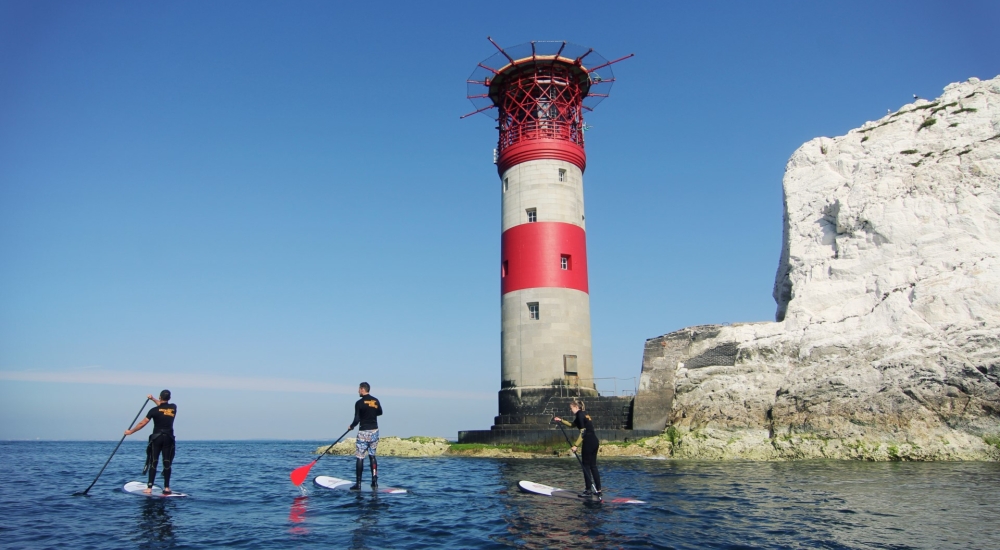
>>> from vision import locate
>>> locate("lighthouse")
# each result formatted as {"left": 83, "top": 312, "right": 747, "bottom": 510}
{"left": 460, "top": 39, "right": 634, "bottom": 444}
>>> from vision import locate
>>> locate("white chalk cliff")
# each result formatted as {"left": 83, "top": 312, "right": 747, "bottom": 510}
{"left": 634, "top": 76, "right": 1000, "bottom": 460}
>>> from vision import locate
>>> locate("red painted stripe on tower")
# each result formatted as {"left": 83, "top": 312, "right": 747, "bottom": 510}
{"left": 501, "top": 222, "right": 588, "bottom": 294}
{"left": 496, "top": 139, "right": 587, "bottom": 175}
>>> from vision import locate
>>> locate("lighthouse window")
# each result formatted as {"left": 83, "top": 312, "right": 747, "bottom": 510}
{"left": 502, "top": 260, "right": 508, "bottom": 278}
{"left": 503, "top": 178, "right": 508, "bottom": 193}
{"left": 561, "top": 255, "right": 570, "bottom": 270}
{"left": 558, "top": 169, "right": 567, "bottom": 182}
{"left": 526, "top": 208, "right": 537, "bottom": 223}
{"left": 528, "top": 302, "right": 539, "bottom": 320}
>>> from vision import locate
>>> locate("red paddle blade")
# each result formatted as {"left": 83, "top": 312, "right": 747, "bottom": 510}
{"left": 290, "top": 460, "right": 317, "bottom": 486}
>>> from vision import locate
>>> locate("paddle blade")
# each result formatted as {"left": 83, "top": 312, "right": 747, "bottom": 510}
{"left": 290, "top": 460, "right": 317, "bottom": 486}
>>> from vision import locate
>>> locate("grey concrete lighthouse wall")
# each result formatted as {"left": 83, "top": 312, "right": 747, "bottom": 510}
{"left": 499, "top": 159, "right": 596, "bottom": 415}
{"left": 501, "top": 288, "right": 593, "bottom": 390}
{"left": 500, "top": 159, "right": 587, "bottom": 232}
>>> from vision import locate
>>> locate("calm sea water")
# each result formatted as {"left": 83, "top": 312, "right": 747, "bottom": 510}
{"left": 0, "top": 441, "right": 997, "bottom": 549}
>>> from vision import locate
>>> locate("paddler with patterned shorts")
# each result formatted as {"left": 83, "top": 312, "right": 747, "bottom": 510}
{"left": 347, "top": 382, "right": 382, "bottom": 490}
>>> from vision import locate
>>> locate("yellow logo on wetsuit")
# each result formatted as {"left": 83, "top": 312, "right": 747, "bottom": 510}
{"left": 160, "top": 408, "right": 175, "bottom": 417}
{"left": 365, "top": 399, "right": 379, "bottom": 409}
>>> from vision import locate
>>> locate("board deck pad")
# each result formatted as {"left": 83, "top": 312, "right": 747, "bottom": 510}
{"left": 122, "top": 481, "right": 187, "bottom": 498}
{"left": 518, "top": 480, "right": 645, "bottom": 504}
{"left": 313, "top": 475, "right": 406, "bottom": 494}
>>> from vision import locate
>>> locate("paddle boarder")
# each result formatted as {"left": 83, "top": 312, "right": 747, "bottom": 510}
{"left": 347, "top": 382, "right": 382, "bottom": 490}
{"left": 124, "top": 390, "right": 176, "bottom": 495}
{"left": 554, "top": 399, "right": 602, "bottom": 498}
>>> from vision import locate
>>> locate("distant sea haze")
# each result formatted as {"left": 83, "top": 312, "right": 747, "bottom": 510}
{"left": 0, "top": 369, "right": 491, "bottom": 400}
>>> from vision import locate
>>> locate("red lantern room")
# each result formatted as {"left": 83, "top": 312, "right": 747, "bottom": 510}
{"left": 463, "top": 38, "right": 633, "bottom": 174}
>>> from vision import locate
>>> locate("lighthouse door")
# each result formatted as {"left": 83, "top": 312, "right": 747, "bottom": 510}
{"left": 563, "top": 355, "right": 579, "bottom": 386}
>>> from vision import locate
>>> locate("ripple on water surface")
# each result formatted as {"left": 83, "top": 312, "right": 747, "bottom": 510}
{"left": 0, "top": 441, "right": 997, "bottom": 549}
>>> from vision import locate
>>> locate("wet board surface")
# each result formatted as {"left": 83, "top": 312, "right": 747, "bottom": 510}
{"left": 313, "top": 476, "right": 407, "bottom": 494}
{"left": 518, "top": 480, "right": 645, "bottom": 504}
{"left": 122, "top": 482, "right": 187, "bottom": 498}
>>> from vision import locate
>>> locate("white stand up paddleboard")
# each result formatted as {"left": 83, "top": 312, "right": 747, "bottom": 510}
{"left": 122, "top": 481, "right": 187, "bottom": 498}
{"left": 313, "top": 476, "right": 406, "bottom": 494}
{"left": 518, "top": 480, "right": 645, "bottom": 504}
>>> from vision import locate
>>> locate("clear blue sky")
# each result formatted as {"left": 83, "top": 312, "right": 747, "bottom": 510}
{"left": 1, "top": 1, "right": 997, "bottom": 439}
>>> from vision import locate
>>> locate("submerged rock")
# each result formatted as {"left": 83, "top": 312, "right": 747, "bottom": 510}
{"left": 634, "top": 76, "right": 1000, "bottom": 461}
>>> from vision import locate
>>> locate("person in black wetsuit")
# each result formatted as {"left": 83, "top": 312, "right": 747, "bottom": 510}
{"left": 124, "top": 390, "right": 176, "bottom": 494}
{"left": 554, "top": 399, "right": 602, "bottom": 499}
{"left": 347, "top": 382, "right": 382, "bottom": 490}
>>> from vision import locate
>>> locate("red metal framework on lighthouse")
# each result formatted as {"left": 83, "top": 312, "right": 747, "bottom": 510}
{"left": 463, "top": 38, "right": 633, "bottom": 174}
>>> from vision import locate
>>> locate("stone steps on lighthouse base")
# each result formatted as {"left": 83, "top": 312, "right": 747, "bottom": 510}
{"left": 457, "top": 394, "right": 657, "bottom": 445}
{"left": 457, "top": 428, "right": 662, "bottom": 446}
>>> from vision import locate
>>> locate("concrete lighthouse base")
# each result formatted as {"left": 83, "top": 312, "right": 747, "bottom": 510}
{"left": 457, "top": 392, "right": 661, "bottom": 445}
{"left": 457, "top": 428, "right": 662, "bottom": 446}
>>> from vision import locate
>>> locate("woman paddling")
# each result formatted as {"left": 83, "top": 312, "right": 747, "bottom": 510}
{"left": 553, "top": 399, "right": 601, "bottom": 498}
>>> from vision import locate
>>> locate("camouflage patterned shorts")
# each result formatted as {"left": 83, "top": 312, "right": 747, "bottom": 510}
{"left": 355, "top": 429, "right": 379, "bottom": 458}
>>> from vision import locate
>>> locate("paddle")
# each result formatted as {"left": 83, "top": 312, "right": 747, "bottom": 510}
{"left": 554, "top": 420, "right": 600, "bottom": 497}
{"left": 290, "top": 428, "right": 351, "bottom": 486}
{"left": 73, "top": 398, "right": 151, "bottom": 496}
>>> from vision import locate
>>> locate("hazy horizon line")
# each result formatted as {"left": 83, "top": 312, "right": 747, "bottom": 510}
{"left": 0, "top": 368, "right": 493, "bottom": 400}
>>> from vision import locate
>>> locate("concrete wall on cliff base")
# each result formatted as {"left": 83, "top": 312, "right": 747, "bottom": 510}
{"left": 634, "top": 76, "right": 1000, "bottom": 460}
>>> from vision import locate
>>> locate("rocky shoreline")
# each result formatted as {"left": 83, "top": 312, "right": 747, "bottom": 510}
{"left": 629, "top": 76, "right": 1000, "bottom": 461}
{"left": 316, "top": 432, "right": 1000, "bottom": 461}
{"left": 314, "top": 435, "right": 673, "bottom": 459}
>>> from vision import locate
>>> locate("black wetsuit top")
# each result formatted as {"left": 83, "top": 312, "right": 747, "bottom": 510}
{"left": 569, "top": 409, "right": 599, "bottom": 449}
{"left": 146, "top": 403, "right": 177, "bottom": 435}
{"left": 351, "top": 395, "right": 382, "bottom": 431}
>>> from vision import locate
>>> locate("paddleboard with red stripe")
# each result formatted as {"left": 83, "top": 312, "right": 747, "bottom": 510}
{"left": 313, "top": 475, "right": 406, "bottom": 494}
{"left": 518, "top": 480, "right": 645, "bottom": 504}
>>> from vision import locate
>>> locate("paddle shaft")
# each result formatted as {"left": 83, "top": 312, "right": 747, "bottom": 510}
{"left": 315, "top": 428, "right": 352, "bottom": 464}
{"left": 556, "top": 421, "right": 599, "bottom": 495}
{"left": 74, "top": 398, "right": 150, "bottom": 495}
{"left": 556, "top": 422, "right": 584, "bottom": 466}
{"left": 289, "top": 427, "right": 352, "bottom": 486}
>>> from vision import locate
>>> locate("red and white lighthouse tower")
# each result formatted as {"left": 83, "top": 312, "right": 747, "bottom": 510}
{"left": 461, "top": 39, "right": 632, "bottom": 439}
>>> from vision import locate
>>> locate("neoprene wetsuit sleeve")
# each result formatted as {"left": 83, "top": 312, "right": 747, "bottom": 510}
{"left": 350, "top": 400, "right": 361, "bottom": 429}
{"left": 572, "top": 411, "right": 585, "bottom": 447}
